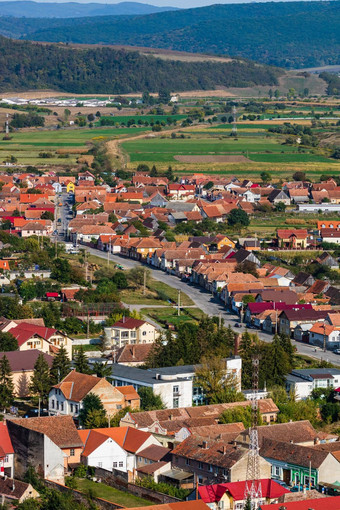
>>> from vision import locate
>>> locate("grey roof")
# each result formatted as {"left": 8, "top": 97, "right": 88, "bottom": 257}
{"left": 165, "top": 202, "right": 197, "bottom": 212}
{"left": 111, "top": 363, "right": 191, "bottom": 385}
{"left": 292, "top": 368, "right": 340, "bottom": 377}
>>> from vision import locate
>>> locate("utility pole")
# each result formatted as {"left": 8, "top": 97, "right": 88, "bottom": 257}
{"left": 5, "top": 114, "right": 9, "bottom": 136}
{"left": 219, "top": 312, "right": 222, "bottom": 328}
{"left": 143, "top": 267, "right": 147, "bottom": 296}
{"left": 87, "top": 310, "right": 90, "bottom": 338}
{"left": 177, "top": 289, "right": 181, "bottom": 316}
{"left": 38, "top": 397, "right": 41, "bottom": 417}
{"left": 244, "top": 355, "right": 262, "bottom": 510}
{"left": 107, "top": 239, "right": 111, "bottom": 267}
{"left": 323, "top": 321, "right": 327, "bottom": 352}
{"left": 231, "top": 105, "right": 237, "bottom": 136}
{"left": 85, "top": 251, "right": 88, "bottom": 282}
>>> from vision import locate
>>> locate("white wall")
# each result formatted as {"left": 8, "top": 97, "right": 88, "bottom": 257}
{"left": 153, "top": 380, "right": 193, "bottom": 409}
{"left": 43, "top": 436, "right": 65, "bottom": 482}
{"left": 86, "top": 438, "right": 129, "bottom": 472}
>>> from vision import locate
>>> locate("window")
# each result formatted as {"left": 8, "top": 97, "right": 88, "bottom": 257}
{"left": 56, "top": 401, "right": 59, "bottom": 410}
{"left": 209, "top": 465, "right": 213, "bottom": 472}
{"left": 198, "top": 477, "right": 203, "bottom": 484}
{"left": 173, "top": 386, "right": 179, "bottom": 394}
{"left": 4, "top": 456, "right": 8, "bottom": 463}
{"left": 119, "top": 461, "right": 123, "bottom": 468}
{"left": 117, "top": 405, "right": 122, "bottom": 410}
{"left": 113, "top": 462, "right": 117, "bottom": 468}
{"left": 75, "top": 405, "right": 78, "bottom": 413}
{"left": 121, "top": 332, "right": 129, "bottom": 339}
{"left": 61, "top": 402, "right": 64, "bottom": 411}
{"left": 70, "top": 449, "right": 75, "bottom": 457}
{"left": 186, "top": 459, "right": 190, "bottom": 466}
{"left": 51, "top": 400, "right": 55, "bottom": 409}
{"left": 198, "top": 462, "right": 203, "bottom": 470}
{"left": 70, "top": 404, "right": 73, "bottom": 413}
{"left": 173, "top": 397, "right": 179, "bottom": 408}
{"left": 98, "top": 462, "right": 102, "bottom": 468}
{"left": 272, "top": 466, "right": 280, "bottom": 477}
{"left": 305, "top": 476, "right": 315, "bottom": 487}
{"left": 142, "top": 331, "right": 146, "bottom": 336}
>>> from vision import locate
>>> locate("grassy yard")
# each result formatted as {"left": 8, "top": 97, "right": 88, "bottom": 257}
{"left": 141, "top": 306, "right": 205, "bottom": 327}
{"left": 149, "top": 279, "right": 194, "bottom": 306}
{"left": 76, "top": 478, "right": 153, "bottom": 507}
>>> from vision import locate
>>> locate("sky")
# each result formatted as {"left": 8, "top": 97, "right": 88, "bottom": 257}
{"left": 0, "top": 0, "right": 294, "bottom": 6}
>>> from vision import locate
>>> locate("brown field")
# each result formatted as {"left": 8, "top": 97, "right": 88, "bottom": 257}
{"left": 56, "top": 148, "right": 89, "bottom": 154}
{"left": 174, "top": 155, "right": 252, "bottom": 163}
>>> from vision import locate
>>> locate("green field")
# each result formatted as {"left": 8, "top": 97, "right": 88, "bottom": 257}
{"left": 0, "top": 126, "right": 150, "bottom": 165}
{"left": 98, "top": 114, "right": 187, "bottom": 125}
{"left": 122, "top": 135, "right": 333, "bottom": 164}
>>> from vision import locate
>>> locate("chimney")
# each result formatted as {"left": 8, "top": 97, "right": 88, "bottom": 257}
{"left": 222, "top": 445, "right": 227, "bottom": 455}
{"left": 234, "top": 334, "right": 242, "bottom": 355}
{"left": 314, "top": 437, "right": 320, "bottom": 445}
{"left": 202, "top": 441, "right": 208, "bottom": 449}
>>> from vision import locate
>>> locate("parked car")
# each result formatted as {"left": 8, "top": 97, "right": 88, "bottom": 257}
{"left": 334, "top": 349, "right": 340, "bottom": 355}
{"left": 235, "top": 323, "right": 241, "bottom": 328}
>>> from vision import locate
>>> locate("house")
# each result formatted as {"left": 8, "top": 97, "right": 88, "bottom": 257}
{"left": 289, "top": 188, "right": 309, "bottom": 203}
{"left": 136, "top": 444, "right": 172, "bottom": 482}
{"left": 115, "top": 343, "right": 154, "bottom": 366}
{"left": 195, "top": 479, "right": 290, "bottom": 510}
{"left": 7, "top": 416, "right": 84, "bottom": 482}
{"left": 277, "top": 229, "right": 308, "bottom": 249}
{"left": 9, "top": 322, "right": 73, "bottom": 358}
{"left": 291, "top": 272, "right": 315, "bottom": 288}
{"left": 321, "top": 228, "right": 340, "bottom": 244}
{"left": 260, "top": 496, "right": 340, "bottom": 510}
{"left": 0, "top": 350, "right": 53, "bottom": 396}
{"left": 78, "top": 426, "right": 160, "bottom": 480}
{"left": 236, "top": 421, "right": 324, "bottom": 448}
{"left": 49, "top": 370, "right": 140, "bottom": 418}
{"left": 260, "top": 438, "right": 340, "bottom": 487}
{"left": 285, "top": 368, "right": 340, "bottom": 400}
{"left": 268, "top": 189, "right": 290, "bottom": 205}
{"left": 171, "top": 435, "right": 271, "bottom": 486}
{"left": 0, "top": 422, "right": 14, "bottom": 477}
{"left": 104, "top": 318, "right": 159, "bottom": 348}
{"left": 315, "top": 252, "right": 338, "bottom": 269}
{"left": 111, "top": 357, "right": 242, "bottom": 410}
{"left": 0, "top": 478, "right": 39, "bottom": 504}
{"left": 279, "top": 309, "right": 328, "bottom": 336}
{"left": 308, "top": 322, "right": 340, "bottom": 349}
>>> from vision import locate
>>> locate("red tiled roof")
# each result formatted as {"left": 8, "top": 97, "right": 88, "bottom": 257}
{"left": 199, "top": 479, "right": 289, "bottom": 503}
{"left": 81, "top": 426, "right": 152, "bottom": 456}
{"left": 0, "top": 422, "right": 14, "bottom": 456}
{"left": 260, "top": 496, "right": 340, "bottom": 510}
{"left": 112, "top": 318, "right": 146, "bottom": 330}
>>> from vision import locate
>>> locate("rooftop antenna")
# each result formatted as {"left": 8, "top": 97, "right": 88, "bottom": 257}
{"left": 244, "top": 355, "right": 262, "bottom": 509}
{"left": 231, "top": 106, "right": 237, "bottom": 137}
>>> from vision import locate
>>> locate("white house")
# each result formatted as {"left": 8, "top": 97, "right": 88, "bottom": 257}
{"left": 78, "top": 426, "right": 160, "bottom": 479}
{"left": 286, "top": 368, "right": 340, "bottom": 400}
{"left": 104, "top": 317, "right": 159, "bottom": 348}
{"left": 110, "top": 357, "right": 242, "bottom": 409}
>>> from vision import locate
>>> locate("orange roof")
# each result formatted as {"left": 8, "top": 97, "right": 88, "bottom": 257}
{"left": 81, "top": 426, "right": 152, "bottom": 457}
{"left": 20, "top": 193, "right": 49, "bottom": 203}
{"left": 309, "top": 322, "right": 336, "bottom": 336}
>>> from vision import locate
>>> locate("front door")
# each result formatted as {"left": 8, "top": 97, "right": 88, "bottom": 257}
{"left": 283, "top": 469, "right": 291, "bottom": 485}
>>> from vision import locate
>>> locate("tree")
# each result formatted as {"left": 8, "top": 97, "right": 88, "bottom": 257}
{"left": 236, "top": 261, "right": 259, "bottom": 278}
{"left": 79, "top": 393, "right": 106, "bottom": 426}
{"left": 84, "top": 408, "right": 107, "bottom": 428}
{"left": 0, "top": 331, "right": 18, "bottom": 351}
{"left": 165, "top": 166, "right": 174, "bottom": 181}
{"left": 263, "top": 334, "right": 291, "bottom": 387}
{"left": 41, "top": 211, "right": 54, "bottom": 221}
{"left": 293, "top": 171, "right": 306, "bottom": 182}
{"left": 29, "top": 353, "right": 51, "bottom": 403}
{"left": 260, "top": 171, "right": 271, "bottom": 184}
{"left": 158, "top": 89, "right": 170, "bottom": 104}
{"left": 138, "top": 387, "right": 165, "bottom": 411}
{"left": 91, "top": 361, "right": 111, "bottom": 378}
{"left": 274, "top": 201, "right": 286, "bottom": 212}
{"left": 50, "top": 345, "right": 71, "bottom": 385}
{"left": 242, "top": 295, "right": 256, "bottom": 305}
{"left": 0, "top": 355, "right": 14, "bottom": 410}
{"left": 227, "top": 209, "right": 249, "bottom": 227}
{"left": 195, "top": 356, "right": 244, "bottom": 405}
{"left": 150, "top": 165, "right": 158, "bottom": 177}
{"left": 74, "top": 346, "right": 90, "bottom": 374}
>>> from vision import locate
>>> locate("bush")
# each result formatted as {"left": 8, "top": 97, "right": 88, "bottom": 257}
{"left": 74, "top": 465, "right": 87, "bottom": 478}
{"left": 135, "top": 477, "right": 190, "bottom": 499}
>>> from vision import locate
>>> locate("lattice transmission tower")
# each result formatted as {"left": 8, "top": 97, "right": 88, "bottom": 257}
{"left": 244, "top": 355, "right": 262, "bottom": 510}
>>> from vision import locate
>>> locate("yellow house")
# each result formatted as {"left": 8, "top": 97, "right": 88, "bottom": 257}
{"left": 66, "top": 181, "right": 75, "bottom": 193}
{"left": 10, "top": 322, "right": 73, "bottom": 358}
{"left": 212, "top": 234, "right": 235, "bottom": 250}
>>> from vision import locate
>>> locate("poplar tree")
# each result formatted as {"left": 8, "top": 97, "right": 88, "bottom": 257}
{"left": 50, "top": 345, "right": 71, "bottom": 385}
{"left": 74, "top": 346, "right": 90, "bottom": 374}
{"left": 30, "top": 353, "right": 51, "bottom": 402}
{"left": 0, "top": 355, "right": 14, "bottom": 409}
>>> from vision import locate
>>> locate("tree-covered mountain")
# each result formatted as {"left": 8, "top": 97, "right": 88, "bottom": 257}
{"left": 0, "top": 1, "right": 178, "bottom": 18}
{"left": 0, "top": 36, "right": 281, "bottom": 93}
{"left": 0, "top": 1, "right": 338, "bottom": 68}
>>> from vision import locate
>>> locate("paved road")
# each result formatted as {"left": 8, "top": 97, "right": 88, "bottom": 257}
{"left": 84, "top": 247, "right": 340, "bottom": 366}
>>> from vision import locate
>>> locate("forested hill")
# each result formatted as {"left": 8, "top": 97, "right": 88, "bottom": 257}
{"left": 0, "top": 1, "right": 339, "bottom": 68}
{"left": 0, "top": 36, "right": 281, "bottom": 94}
{"left": 0, "top": 1, "right": 178, "bottom": 18}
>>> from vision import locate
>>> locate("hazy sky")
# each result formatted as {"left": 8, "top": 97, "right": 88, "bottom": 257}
{"left": 0, "top": 0, "right": 295, "bottom": 6}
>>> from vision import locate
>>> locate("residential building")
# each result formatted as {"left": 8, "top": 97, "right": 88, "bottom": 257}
{"left": 0, "top": 422, "right": 14, "bottom": 478}
{"left": 285, "top": 368, "right": 340, "bottom": 400}
{"left": 49, "top": 370, "right": 140, "bottom": 418}
{"left": 0, "top": 350, "right": 53, "bottom": 396}
{"left": 115, "top": 343, "right": 154, "bottom": 366}
{"left": 277, "top": 229, "right": 308, "bottom": 249}
{"left": 308, "top": 322, "right": 340, "bottom": 349}
{"left": 194, "top": 479, "right": 290, "bottom": 510}
{"left": 111, "top": 357, "right": 242, "bottom": 409}
{"left": 260, "top": 438, "right": 340, "bottom": 487}
{"left": 279, "top": 309, "right": 329, "bottom": 336}
{"left": 260, "top": 496, "right": 340, "bottom": 510}
{"left": 172, "top": 435, "right": 271, "bottom": 486}
{"left": 78, "top": 426, "right": 160, "bottom": 480}
{"left": 0, "top": 478, "right": 39, "bottom": 504}
{"left": 136, "top": 444, "right": 171, "bottom": 482}
{"left": 7, "top": 416, "right": 84, "bottom": 482}
{"left": 9, "top": 322, "right": 73, "bottom": 358}
{"left": 104, "top": 318, "right": 159, "bottom": 348}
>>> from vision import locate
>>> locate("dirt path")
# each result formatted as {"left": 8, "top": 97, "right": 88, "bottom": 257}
{"left": 106, "top": 123, "right": 210, "bottom": 168}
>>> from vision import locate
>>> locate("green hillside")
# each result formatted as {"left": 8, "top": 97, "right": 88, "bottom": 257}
{"left": 0, "top": 36, "right": 281, "bottom": 93}
{"left": 0, "top": 1, "right": 339, "bottom": 68}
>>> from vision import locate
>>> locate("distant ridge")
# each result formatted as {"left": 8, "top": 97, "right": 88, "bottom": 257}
{"left": 0, "top": 1, "right": 178, "bottom": 18}
{"left": 1, "top": 0, "right": 338, "bottom": 68}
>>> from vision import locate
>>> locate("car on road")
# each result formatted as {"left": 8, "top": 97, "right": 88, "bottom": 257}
{"left": 334, "top": 349, "right": 340, "bottom": 355}
{"left": 235, "top": 322, "right": 241, "bottom": 328}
